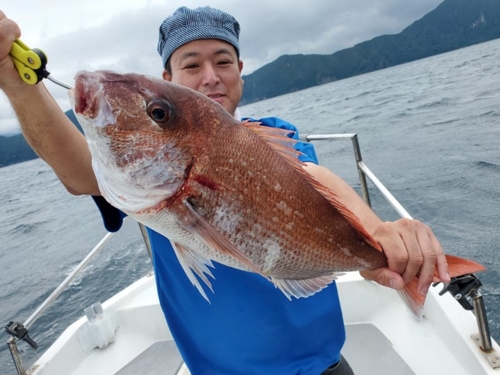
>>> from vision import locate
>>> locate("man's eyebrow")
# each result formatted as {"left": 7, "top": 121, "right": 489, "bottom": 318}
{"left": 178, "top": 51, "right": 200, "bottom": 62}
{"left": 178, "top": 48, "right": 235, "bottom": 62}
{"left": 213, "top": 48, "right": 234, "bottom": 56}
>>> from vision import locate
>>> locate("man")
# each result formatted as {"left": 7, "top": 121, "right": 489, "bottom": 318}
{"left": 0, "top": 6, "right": 449, "bottom": 375}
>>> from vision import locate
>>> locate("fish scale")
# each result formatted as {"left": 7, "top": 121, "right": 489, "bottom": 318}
{"left": 180, "top": 115, "right": 382, "bottom": 276}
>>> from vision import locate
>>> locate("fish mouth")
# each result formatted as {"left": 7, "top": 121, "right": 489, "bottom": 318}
{"left": 71, "top": 71, "right": 115, "bottom": 127}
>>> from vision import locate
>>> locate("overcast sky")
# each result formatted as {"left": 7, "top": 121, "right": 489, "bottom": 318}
{"left": 0, "top": 0, "right": 443, "bottom": 136}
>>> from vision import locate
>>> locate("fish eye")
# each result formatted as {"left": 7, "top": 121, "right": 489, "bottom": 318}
{"left": 147, "top": 100, "right": 172, "bottom": 125}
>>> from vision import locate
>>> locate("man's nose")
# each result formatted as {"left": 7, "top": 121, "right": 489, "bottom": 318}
{"left": 201, "top": 65, "right": 220, "bottom": 86}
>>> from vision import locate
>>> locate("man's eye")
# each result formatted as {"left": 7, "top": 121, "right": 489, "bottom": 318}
{"left": 185, "top": 64, "right": 199, "bottom": 69}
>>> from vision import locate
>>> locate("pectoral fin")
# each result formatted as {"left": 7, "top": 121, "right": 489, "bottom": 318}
{"left": 171, "top": 241, "right": 215, "bottom": 302}
{"left": 183, "top": 198, "right": 264, "bottom": 276}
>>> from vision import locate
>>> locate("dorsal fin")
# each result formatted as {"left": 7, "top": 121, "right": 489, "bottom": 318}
{"left": 303, "top": 175, "right": 382, "bottom": 251}
{"left": 242, "top": 121, "right": 304, "bottom": 161}
{"left": 243, "top": 121, "right": 381, "bottom": 251}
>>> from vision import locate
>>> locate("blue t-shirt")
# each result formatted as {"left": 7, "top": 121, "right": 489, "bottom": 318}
{"left": 94, "top": 117, "right": 345, "bottom": 375}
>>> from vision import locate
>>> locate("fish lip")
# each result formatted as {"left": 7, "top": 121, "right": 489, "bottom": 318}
{"left": 73, "top": 71, "right": 94, "bottom": 116}
{"left": 73, "top": 71, "right": 115, "bottom": 127}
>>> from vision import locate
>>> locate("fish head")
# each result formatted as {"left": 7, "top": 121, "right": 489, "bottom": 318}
{"left": 69, "top": 70, "right": 228, "bottom": 213}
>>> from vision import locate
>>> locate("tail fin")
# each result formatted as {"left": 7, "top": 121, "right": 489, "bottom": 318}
{"left": 399, "top": 254, "right": 485, "bottom": 319}
{"left": 445, "top": 254, "right": 486, "bottom": 277}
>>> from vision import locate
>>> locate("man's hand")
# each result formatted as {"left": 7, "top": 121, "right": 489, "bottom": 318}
{"left": 0, "top": 11, "right": 26, "bottom": 92}
{"left": 360, "top": 218, "right": 450, "bottom": 295}
{"left": 0, "top": 10, "right": 99, "bottom": 197}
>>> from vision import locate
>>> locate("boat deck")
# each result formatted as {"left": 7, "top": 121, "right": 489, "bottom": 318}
{"left": 116, "top": 340, "right": 183, "bottom": 375}
{"left": 343, "top": 324, "right": 414, "bottom": 374}
{"left": 112, "top": 323, "right": 415, "bottom": 375}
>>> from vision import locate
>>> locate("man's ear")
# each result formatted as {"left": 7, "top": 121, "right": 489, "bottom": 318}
{"left": 239, "top": 60, "right": 244, "bottom": 86}
{"left": 162, "top": 70, "right": 172, "bottom": 81}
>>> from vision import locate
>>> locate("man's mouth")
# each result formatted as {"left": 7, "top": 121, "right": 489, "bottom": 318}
{"left": 207, "top": 93, "right": 226, "bottom": 103}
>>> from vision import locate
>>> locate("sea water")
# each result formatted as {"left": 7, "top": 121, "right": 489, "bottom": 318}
{"left": 0, "top": 39, "right": 499, "bottom": 373}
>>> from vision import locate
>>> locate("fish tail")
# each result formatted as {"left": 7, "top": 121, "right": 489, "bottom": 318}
{"left": 445, "top": 254, "right": 486, "bottom": 277}
{"left": 398, "top": 254, "right": 485, "bottom": 319}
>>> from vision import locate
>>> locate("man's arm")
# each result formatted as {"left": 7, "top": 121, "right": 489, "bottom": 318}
{"left": 0, "top": 11, "right": 99, "bottom": 196}
{"left": 304, "top": 163, "right": 450, "bottom": 296}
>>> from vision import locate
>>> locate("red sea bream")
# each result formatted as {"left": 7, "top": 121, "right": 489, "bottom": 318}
{"left": 69, "top": 70, "right": 485, "bottom": 317}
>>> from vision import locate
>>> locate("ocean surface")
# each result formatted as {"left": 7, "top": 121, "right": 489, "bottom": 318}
{"left": 1, "top": 39, "right": 499, "bottom": 373}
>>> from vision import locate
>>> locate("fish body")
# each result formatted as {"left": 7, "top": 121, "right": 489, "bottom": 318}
{"left": 70, "top": 70, "right": 484, "bottom": 316}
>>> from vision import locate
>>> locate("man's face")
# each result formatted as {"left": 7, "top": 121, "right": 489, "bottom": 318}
{"left": 163, "top": 39, "right": 244, "bottom": 116}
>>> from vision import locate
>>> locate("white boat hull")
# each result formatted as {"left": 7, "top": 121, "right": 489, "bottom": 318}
{"left": 28, "top": 271, "right": 500, "bottom": 375}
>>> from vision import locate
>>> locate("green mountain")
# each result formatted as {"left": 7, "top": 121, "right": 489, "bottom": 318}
{"left": 0, "top": 110, "right": 82, "bottom": 168}
{"left": 0, "top": 132, "right": 38, "bottom": 168}
{"left": 241, "top": 0, "right": 500, "bottom": 103}
{"left": 2, "top": 0, "right": 500, "bottom": 168}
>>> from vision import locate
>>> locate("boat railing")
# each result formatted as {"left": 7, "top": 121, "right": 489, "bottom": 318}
{"left": 4, "top": 133, "right": 496, "bottom": 374}
{"left": 300, "top": 133, "right": 494, "bottom": 361}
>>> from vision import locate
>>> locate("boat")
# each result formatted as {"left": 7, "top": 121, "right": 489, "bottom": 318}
{"left": 5, "top": 134, "right": 499, "bottom": 375}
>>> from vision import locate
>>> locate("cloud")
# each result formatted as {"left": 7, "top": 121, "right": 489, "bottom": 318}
{"left": 0, "top": 0, "right": 443, "bottom": 136}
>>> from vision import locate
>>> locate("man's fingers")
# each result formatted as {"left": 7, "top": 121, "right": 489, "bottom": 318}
{"left": 397, "top": 219, "right": 424, "bottom": 284}
{"left": 360, "top": 268, "right": 404, "bottom": 290}
{"left": 429, "top": 230, "right": 450, "bottom": 283}
{"left": 0, "top": 13, "right": 23, "bottom": 89}
{"left": 407, "top": 224, "right": 435, "bottom": 294}
{"left": 372, "top": 221, "right": 408, "bottom": 275}
{"left": 369, "top": 219, "right": 450, "bottom": 296}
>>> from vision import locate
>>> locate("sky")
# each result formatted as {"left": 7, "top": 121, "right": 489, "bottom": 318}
{"left": 0, "top": 0, "right": 443, "bottom": 136}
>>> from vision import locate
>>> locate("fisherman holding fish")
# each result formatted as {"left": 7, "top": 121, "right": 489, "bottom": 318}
{"left": 0, "top": 6, "right": 474, "bottom": 375}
